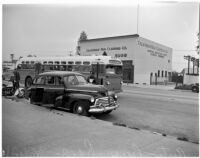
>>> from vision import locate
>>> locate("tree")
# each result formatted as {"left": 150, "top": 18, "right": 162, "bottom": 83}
{"left": 102, "top": 51, "right": 107, "bottom": 56}
{"left": 78, "top": 31, "right": 87, "bottom": 41}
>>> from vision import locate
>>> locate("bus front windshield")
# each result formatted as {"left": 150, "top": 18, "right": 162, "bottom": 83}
{"left": 105, "top": 65, "right": 122, "bottom": 75}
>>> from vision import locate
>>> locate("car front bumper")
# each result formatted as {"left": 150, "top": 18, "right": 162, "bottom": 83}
{"left": 88, "top": 103, "right": 119, "bottom": 113}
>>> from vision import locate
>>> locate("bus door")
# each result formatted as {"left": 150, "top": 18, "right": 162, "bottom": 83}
{"left": 91, "top": 63, "right": 105, "bottom": 85}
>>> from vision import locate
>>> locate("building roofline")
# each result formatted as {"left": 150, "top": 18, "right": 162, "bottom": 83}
{"left": 80, "top": 34, "right": 139, "bottom": 42}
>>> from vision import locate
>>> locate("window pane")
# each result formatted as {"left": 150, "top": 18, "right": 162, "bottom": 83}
{"left": 64, "top": 75, "right": 77, "bottom": 86}
{"left": 76, "top": 75, "right": 87, "bottom": 85}
{"left": 75, "top": 61, "right": 81, "bottom": 65}
{"left": 83, "top": 61, "right": 90, "bottom": 65}
{"left": 36, "top": 76, "right": 45, "bottom": 85}
{"left": 46, "top": 76, "right": 55, "bottom": 85}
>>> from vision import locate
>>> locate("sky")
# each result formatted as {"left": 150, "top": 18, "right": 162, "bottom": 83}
{"left": 2, "top": 1, "right": 199, "bottom": 72}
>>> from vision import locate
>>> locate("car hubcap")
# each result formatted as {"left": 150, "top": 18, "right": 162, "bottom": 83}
{"left": 77, "top": 106, "right": 83, "bottom": 114}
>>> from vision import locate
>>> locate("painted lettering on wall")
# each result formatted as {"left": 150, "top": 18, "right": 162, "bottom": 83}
{"left": 147, "top": 50, "right": 167, "bottom": 58}
{"left": 137, "top": 40, "right": 168, "bottom": 54}
{"left": 138, "top": 40, "right": 168, "bottom": 58}
{"left": 86, "top": 46, "right": 127, "bottom": 52}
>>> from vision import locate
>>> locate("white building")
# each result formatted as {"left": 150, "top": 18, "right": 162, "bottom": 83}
{"left": 78, "top": 34, "right": 173, "bottom": 85}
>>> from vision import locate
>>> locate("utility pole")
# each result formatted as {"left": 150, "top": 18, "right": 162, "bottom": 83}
{"left": 191, "top": 57, "right": 196, "bottom": 75}
{"left": 137, "top": 1, "right": 140, "bottom": 35}
{"left": 184, "top": 55, "right": 191, "bottom": 75}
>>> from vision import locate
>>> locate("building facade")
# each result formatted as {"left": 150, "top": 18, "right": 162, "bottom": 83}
{"left": 78, "top": 34, "right": 172, "bottom": 85}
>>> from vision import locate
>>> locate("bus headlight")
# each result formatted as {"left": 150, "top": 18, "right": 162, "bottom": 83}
{"left": 106, "top": 81, "right": 110, "bottom": 85}
{"left": 120, "top": 81, "right": 123, "bottom": 84}
{"left": 90, "top": 97, "right": 95, "bottom": 103}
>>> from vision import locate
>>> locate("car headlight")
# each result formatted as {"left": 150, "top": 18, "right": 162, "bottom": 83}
{"left": 114, "top": 94, "right": 118, "bottom": 100}
{"left": 106, "top": 81, "right": 110, "bottom": 85}
{"left": 90, "top": 97, "right": 95, "bottom": 103}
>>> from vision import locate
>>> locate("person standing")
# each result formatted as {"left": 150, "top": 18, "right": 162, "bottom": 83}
{"left": 13, "top": 69, "right": 20, "bottom": 90}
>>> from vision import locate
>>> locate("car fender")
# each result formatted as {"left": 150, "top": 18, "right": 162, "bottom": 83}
{"left": 65, "top": 93, "right": 93, "bottom": 109}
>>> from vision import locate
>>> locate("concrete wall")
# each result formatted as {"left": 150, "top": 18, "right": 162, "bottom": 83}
{"left": 183, "top": 74, "right": 199, "bottom": 84}
{"left": 133, "top": 37, "right": 172, "bottom": 84}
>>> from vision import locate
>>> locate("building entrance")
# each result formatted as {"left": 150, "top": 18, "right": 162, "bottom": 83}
{"left": 122, "top": 60, "right": 134, "bottom": 83}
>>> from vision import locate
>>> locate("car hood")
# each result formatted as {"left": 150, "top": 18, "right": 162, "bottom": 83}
{"left": 66, "top": 84, "right": 107, "bottom": 93}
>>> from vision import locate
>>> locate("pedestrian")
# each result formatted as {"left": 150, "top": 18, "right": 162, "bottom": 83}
{"left": 13, "top": 68, "right": 20, "bottom": 90}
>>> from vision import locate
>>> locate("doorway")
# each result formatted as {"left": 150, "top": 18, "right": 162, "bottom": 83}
{"left": 122, "top": 60, "right": 134, "bottom": 83}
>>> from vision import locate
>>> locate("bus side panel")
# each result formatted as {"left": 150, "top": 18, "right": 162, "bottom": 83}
{"left": 18, "top": 69, "right": 36, "bottom": 85}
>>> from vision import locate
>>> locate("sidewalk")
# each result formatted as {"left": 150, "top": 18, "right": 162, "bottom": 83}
{"left": 2, "top": 98, "right": 198, "bottom": 156}
{"left": 123, "top": 83, "right": 176, "bottom": 90}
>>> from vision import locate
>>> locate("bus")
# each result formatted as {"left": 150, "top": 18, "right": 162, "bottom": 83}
{"left": 15, "top": 55, "right": 123, "bottom": 93}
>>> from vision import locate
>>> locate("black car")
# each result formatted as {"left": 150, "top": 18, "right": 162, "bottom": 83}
{"left": 192, "top": 83, "right": 199, "bottom": 93}
{"left": 27, "top": 71, "right": 119, "bottom": 116}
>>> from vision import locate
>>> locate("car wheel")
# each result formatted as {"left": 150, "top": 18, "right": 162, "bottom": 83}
{"left": 25, "top": 77, "right": 32, "bottom": 88}
{"left": 104, "top": 110, "right": 112, "bottom": 114}
{"left": 192, "top": 87, "right": 197, "bottom": 92}
{"left": 73, "top": 101, "right": 89, "bottom": 116}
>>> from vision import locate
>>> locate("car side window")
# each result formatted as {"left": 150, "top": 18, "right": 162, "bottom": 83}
{"left": 35, "top": 76, "right": 45, "bottom": 85}
{"left": 46, "top": 76, "right": 55, "bottom": 85}
{"left": 64, "top": 75, "right": 78, "bottom": 86}
{"left": 55, "top": 76, "right": 63, "bottom": 85}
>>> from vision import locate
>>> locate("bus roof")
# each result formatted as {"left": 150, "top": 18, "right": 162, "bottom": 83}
{"left": 17, "top": 55, "right": 122, "bottom": 65}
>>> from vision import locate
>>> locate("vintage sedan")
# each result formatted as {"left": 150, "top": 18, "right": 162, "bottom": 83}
{"left": 27, "top": 71, "right": 119, "bottom": 116}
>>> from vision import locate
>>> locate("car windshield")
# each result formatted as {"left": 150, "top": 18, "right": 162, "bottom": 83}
{"left": 64, "top": 75, "right": 88, "bottom": 86}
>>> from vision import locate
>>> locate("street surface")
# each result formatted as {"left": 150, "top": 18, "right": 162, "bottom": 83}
{"left": 2, "top": 95, "right": 199, "bottom": 156}
{"left": 96, "top": 86, "right": 199, "bottom": 143}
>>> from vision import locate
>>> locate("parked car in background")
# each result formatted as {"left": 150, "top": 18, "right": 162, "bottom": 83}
{"left": 26, "top": 71, "right": 119, "bottom": 116}
{"left": 191, "top": 83, "right": 199, "bottom": 93}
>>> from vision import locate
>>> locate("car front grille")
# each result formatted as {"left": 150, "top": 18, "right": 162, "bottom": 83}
{"left": 95, "top": 97, "right": 115, "bottom": 107}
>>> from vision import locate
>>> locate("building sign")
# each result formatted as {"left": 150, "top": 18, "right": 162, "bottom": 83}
{"left": 86, "top": 46, "right": 127, "bottom": 52}
{"left": 137, "top": 40, "right": 168, "bottom": 58}
{"left": 109, "top": 60, "right": 122, "bottom": 65}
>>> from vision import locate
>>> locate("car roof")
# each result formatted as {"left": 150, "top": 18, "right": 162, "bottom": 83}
{"left": 39, "top": 71, "right": 83, "bottom": 77}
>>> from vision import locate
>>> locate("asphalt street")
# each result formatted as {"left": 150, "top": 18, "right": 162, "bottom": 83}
{"left": 95, "top": 86, "right": 199, "bottom": 143}
{"left": 2, "top": 94, "right": 199, "bottom": 156}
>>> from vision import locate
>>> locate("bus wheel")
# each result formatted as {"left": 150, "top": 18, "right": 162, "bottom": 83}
{"left": 25, "top": 77, "right": 32, "bottom": 88}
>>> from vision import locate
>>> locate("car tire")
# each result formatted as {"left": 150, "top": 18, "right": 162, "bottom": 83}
{"left": 73, "top": 101, "right": 89, "bottom": 116}
{"left": 104, "top": 110, "right": 112, "bottom": 114}
{"left": 192, "top": 87, "right": 197, "bottom": 93}
{"left": 25, "top": 77, "right": 32, "bottom": 88}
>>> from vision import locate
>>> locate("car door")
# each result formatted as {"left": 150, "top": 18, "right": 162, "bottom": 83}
{"left": 42, "top": 75, "right": 65, "bottom": 104}
{"left": 63, "top": 74, "right": 78, "bottom": 109}
{"left": 31, "top": 76, "right": 45, "bottom": 104}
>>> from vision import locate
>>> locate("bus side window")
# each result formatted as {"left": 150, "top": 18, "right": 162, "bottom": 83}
{"left": 68, "top": 65, "right": 73, "bottom": 71}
